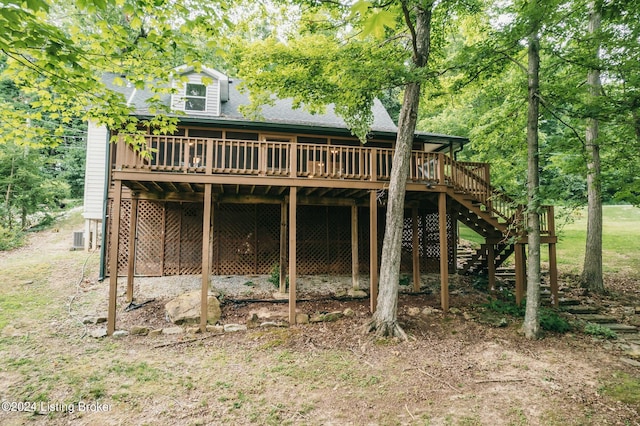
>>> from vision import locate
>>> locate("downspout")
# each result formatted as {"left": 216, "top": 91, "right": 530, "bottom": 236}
{"left": 98, "top": 129, "right": 112, "bottom": 281}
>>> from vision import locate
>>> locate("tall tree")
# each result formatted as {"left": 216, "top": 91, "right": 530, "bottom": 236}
{"left": 232, "top": 0, "right": 478, "bottom": 339}
{"left": 367, "top": 1, "right": 432, "bottom": 339}
{"left": 522, "top": 0, "right": 542, "bottom": 339}
{"left": 581, "top": 0, "right": 604, "bottom": 292}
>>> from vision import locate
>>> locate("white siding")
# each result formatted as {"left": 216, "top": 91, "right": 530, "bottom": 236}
{"left": 83, "top": 121, "right": 108, "bottom": 220}
{"left": 170, "top": 72, "right": 220, "bottom": 116}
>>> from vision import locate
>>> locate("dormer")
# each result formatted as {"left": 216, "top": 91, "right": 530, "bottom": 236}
{"left": 170, "top": 65, "right": 229, "bottom": 116}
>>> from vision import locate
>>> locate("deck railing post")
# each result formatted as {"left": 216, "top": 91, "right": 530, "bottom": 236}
{"left": 290, "top": 142, "right": 297, "bottom": 178}
{"left": 205, "top": 139, "right": 213, "bottom": 175}
{"left": 370, "top": 148, "right": 378, "bottom": 181}
{"left": 438, "top": 154, "right": 445, "bottom": 185}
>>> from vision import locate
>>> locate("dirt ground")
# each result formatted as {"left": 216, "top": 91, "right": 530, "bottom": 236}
{"left": 0, "top": 211, "right": 639, "bottom": 425}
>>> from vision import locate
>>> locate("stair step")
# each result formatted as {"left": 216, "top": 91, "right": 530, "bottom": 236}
{"left": 598, "top": 323, "right": 638, "bottom": 333}
{"left": 563, "top": 305, "right": 600, "bottom": 314}
{"left": 578, "top": 314, "right": 618, "bottom": 324}
{"left": 558, "top": 298, "right": 584, "bottom": 306}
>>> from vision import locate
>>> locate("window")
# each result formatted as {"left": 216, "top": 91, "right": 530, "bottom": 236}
{"left": 185, "top": 83, "right": 207, "bottom": 111}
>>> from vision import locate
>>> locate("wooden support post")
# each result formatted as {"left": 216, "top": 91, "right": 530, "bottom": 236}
{"left": 487, "top": 243, "right": 496, "bottom": 292}
{"left": 279, "top": 200, "right": 288, "bottom": 294}
{"left": 548, "top": 206, "right": 558, "bottom": 307}
{"left": 351, "top": 204, "right": 359, "bottom": 290}
{"left": 126, "top": 198, "right": 138, "bottom": 303}
{"left": 549, "top": 243, "right": 558, "bottom": 307}
{"left": 438, "top": 192, "right": 449, "bottom": 312}
{"left": 412, "top": 207, "right": 420, "bottom": 292}
{"left": 288, "top": 187, "right": 297, "bottom": 324}
{"left": 107, "top": 180, "right": 123, "bottom": 336}
{"left": 515, "top": 243, "right": 525, "bottom": 305}
{"left": 200, "top": 184, "right": 212, "bottom": 332}
{"left": 369, "top": 190, "right": 378, "bottom": 312}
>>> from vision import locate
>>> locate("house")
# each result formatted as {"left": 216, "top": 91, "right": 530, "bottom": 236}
{"left": 83, "top": 66, "right": 558, "bottom": 335}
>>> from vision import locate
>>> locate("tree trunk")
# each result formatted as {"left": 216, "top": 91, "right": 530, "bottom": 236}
{"left": 581, "top": 2, "right": 604, "bottom": 293}
{"left": 367, "top": 3, "right": 432, "bottom": 339}
{"left": 522, "top": 24, "right": 542, "bottom": 339}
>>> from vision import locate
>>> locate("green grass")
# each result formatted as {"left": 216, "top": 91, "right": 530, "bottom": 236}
{"left": 459, "top": 205, "right": 640, "bottom": 277}
{"left": 555, "top": 205, "right": 640, "bottom": 276}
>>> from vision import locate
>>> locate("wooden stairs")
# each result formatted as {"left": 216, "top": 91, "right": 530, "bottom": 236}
{"left": 442, "top": 157, "right": 555, "bottom": 276}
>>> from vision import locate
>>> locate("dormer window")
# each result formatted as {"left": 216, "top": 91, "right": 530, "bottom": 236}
{"left": 185, "top": 83, "right": 207, "bottom": 112}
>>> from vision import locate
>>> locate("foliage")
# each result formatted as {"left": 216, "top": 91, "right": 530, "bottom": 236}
{"left": 0, "top": 142, "right": 70, "bottom": 232}
{"left": 268, "top": 264, "right": 287, "bottom": 289}
{"left": 482, "top": 289, "right": 572, "bottom": 334}
{"left": 0, "top": 225, "right": 24, "bottom": 251}
{"left": 1, "top": 0, "right": 230, "bottom": 148}
{"left": 583, "top": 323, "right": 617, "bottom": 339}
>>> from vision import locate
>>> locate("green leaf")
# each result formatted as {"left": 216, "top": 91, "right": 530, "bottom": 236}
{"left": 361, "top": 9, "right": 396, "bottom": 39}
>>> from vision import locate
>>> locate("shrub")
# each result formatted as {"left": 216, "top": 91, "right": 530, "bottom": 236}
{"left": 584, "top": 323, "right": 617, "bottom": 339}
{"left": 268, "top": 264, "right": 288, "bottom": 289}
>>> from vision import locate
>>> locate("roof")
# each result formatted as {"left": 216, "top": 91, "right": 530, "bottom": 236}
{"left": 101, "top": 71, "right": 467, "bottom": 149}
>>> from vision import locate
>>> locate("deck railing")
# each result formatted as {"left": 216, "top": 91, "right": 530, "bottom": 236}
{"left": 114, "top": 135, "right": 553, "bottom": 235}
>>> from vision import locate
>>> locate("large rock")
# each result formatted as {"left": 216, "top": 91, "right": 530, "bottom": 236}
{"left": 165, "top": 291, "right": 221, "bottom": 325}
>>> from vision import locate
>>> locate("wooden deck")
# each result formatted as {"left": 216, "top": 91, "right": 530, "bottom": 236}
{"left": 105, "top": 133, "right": 558, "bottom": 335}
{"left": 112, "top": 134, "right": 555, "bottom": 237}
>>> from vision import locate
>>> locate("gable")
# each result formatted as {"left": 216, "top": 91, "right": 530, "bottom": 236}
{"left": 170, "top": 66, "right": 230, "bottom": 117}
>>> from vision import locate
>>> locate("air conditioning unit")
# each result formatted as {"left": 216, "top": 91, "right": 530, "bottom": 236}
{"left": 72, "top": 231, "right": 84, "bottom": 250}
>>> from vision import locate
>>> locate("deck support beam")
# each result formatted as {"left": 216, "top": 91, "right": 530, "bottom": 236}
{"left": 199, "top": 183, "right": 212, "bottom": 332}
{"left": 549, "top": 243, "right": 558, "bottom": 307}
{"left": 487, "top": 243, "right": 496, "bottom": 292}
{"left": 126, "top": 197, "right": 138, "bottom": 303}
{"left": 351, "top": 205, "right": 359, "bottom": 291}
{"left": 438, "top": 192, "right": 449, "bottom": 312}
{"left": 515, "top": 243, "right": 526, "bottom": 305}
{"left": 107, "top": 180, "right": 123, "bottom": 336}
{"left": 279, "top": 200, "right": 288, "bottom": 293}
{"left": 288, "top": 187, "right": 297, "bottom": 324}
{"left": 369, "top": 191, "right": 378, "bottom": 313}
{"left": 412, "top": 207, "right": 420, "bottom": 292}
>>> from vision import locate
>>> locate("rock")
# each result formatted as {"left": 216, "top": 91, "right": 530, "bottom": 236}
{"left": 348, "top": 289, "right": 368, "bottom": 299}
{"left": 272, "top": 292, "right": 288, "bottom": 300}
{"left": 82, "top": 316, "right": 107, "bottom": 325}
{"left": 149, "top": 329, "right": 163, "bottom": 337}
{"left": 206, "top": 325, "right": 224, "bottom": 333}
{"left": 23, "top": 280, "right": 34, "bottom": 285}
{"left": 310, "top": 314, "right": 325, "bottom": 323}
{"left": 162, "top": 326, "right": 184, "bottom": 335}
{"left": 620, "top": 357, "right": 640, "bottom": 368}
{"left": 89, "top": 328, "right": 107, "bottom": 338}
{"left": 165, "top": 291, "right": 221, "bottom": 325}
{"left": 407, "top": 307, "right": 421, "bottom": 317}
{"left": 247, "top": 313, "right": 260, "bottom": 329}
{"left": 449, "top": 307, "right": 462, "bottom": 315}
{"left": 112, "top": 330, "right": 129, "bottom": 338}
{"left": 260, "top": 321, "right": 286, "bottom": 328}
{"left": 343, "top": 308, "right": 355, "bottom": 318}
{"left": 185, "top": 326, "right": 201, "bottom": 334}
{"left": 130, "top": 326, "right": 149, "bottom": 336}
{"left": 422, "top": 307, "right": 440, "bottom": 316}
{"left": 334, "top": 289, "right": 347, "bottom": 299}
{"left": 323, "top": 311, "right": 343, "bottom": 322}
{"left": 463, "top": 312, "right": 475, "bottom": 321}
{"left": 296, "top": 313, "right": 310, "bottom": 324}
{"left": 223, "top": 324, "right": 247, "bottom": 333}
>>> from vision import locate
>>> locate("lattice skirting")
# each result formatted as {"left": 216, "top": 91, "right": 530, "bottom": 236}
{"left": 106, "top": 200, "right": 456, "bottom": 276}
